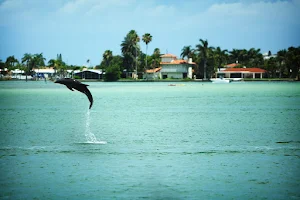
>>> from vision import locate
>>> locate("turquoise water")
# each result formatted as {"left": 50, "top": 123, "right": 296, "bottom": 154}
{"left": 0, "top": 81, "right": 300, "bottom": 199}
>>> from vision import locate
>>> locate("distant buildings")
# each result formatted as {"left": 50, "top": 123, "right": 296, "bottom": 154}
{"left": 263, "top": 52, "right": 277, "bottom": 60}
{"left": 74, "top": 69, "right": 103, "bottom": 79}
{"left": 144, "top": 53, "right": 196, "bottom": 79}
{"left": 8, "top": 68, "right": 103, "bottom": 80}
{"left": 216, "top": 67, "right": 266, "bottom": 79}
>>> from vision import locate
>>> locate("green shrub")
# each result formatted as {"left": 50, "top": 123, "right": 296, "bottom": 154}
{"left": 74, "top": 75, "right": 81, "bottom": 79}
{"left": 104, "top": 64, "right": 121, "bottom": 81}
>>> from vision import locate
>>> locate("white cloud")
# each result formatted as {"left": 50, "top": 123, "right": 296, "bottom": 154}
{"left": 58, "top": 0, "right": 136, "bottom": 16}
{"left": 59, "top": 0, "right": 86, "bottom": 14}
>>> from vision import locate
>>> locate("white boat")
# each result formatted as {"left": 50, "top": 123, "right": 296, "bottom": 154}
{"left": 210, "top": 77, "right": 231, "bottom": 83}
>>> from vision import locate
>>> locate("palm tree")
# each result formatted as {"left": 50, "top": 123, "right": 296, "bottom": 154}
{"left": 142, "top": 33, "right": 152, "bottom": 72}
{"left": 32, "top": 53, "right": 46, "bottom": 80}
{"left": 264, "top": 57, "right": 277, "bottom": 78}
{"left": 22, "top": 53, "right": 33, "bottom": 82}
{"left": 276, "top": 49, "right": 287, "bottom": 78}
{"left": 151, "top": 48, "right": 161, "bottom": 69}
{"left": 195, "top": 39, "right": 213, "bottom": 80}
{"left": 121, "top": 30, "right": 140, "bottom": 77}
{"left": 5, "top": 56, "right": 19, "bottom": 69}
{"left": 103, "top": 50, "right": 113, "bottom": 67}
{"left": 47, "top": 54, "right": 66, "bottom": 79}
{"left": 246, "top": 48, "right": 263, "bottom": 67}
{"left": 153, "top": 48, "right": 160, "bottom": 57}
{"left": 48, "top": 59, "right": 56, "bottom": 67}
{"left": 180, "top": 45, "right": 194, "bottom": 60}
{"left": 213, "top": 47, "right": 228, "bottom": 71}
{"left": 56, "top": 54, "right": 66, "bottom": 78}
{"left": 229, "top": 49, "right": 240, "bottom": 64}
{"left": 132, "top": 31, "right": 140, "bottom": 78}
{"left": 285, "top": 46, "right": 300, "bottom": 79}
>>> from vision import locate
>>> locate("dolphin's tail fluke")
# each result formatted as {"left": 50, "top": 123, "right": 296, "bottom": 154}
{"left": 83, "top": 86, "right": 93, "bottom": 109}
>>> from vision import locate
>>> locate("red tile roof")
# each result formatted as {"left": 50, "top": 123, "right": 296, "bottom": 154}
{"left": 223, "top": 68, "right": 266, "bottom": 73}
{"left": 160, "top": 53, "right": 177, "bottom": 58}
{"left": 145, "top": 67, "right": 162, "bottom": 73}
{"left": 160, "top": 59, "right": 196, "bottom": 65}
{"left": 226, "top": 63, "right": 240, "bottom": 67}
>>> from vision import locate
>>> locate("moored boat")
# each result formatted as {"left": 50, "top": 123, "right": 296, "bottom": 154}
{"left": 210, "top": 77, "right": 231, "bottom": 83}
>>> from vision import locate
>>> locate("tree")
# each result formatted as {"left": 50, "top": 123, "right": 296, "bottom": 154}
{"left": 104, "top": 64, "right": 121, "bottom": 81}
{"left": 276, "top": 49, "right": 287, "bottom": 78}
{"left": 268, "top": 50, "right": 272, "bottom": 56}
{"left": 180, "top": 45, "right": 194, "bottom": 60}
{"left": 195, "top": 39, "right": 214, "bottom": 80}
{"left": 5, "top": 56, "right": 19, "bottom": 69}
{"left": 103, "top": 50, "right": 113, "bottom": 68}
{"left": 229, "top": 49, "right": 240, "bottom": 64}
{"left": 213, "top": 47, "right": 228, "bottom": 71}
{"left": 151, "top": 48, "right": 161, "bottom": 69}
{"left": 22, "top": 53, "right": 33, "bottom": 82}
{"left": 0, "top": 60, "right": 5, "bottom": 70}
{"left": 121, "top": 30, "right": 140, "bottom": 77}
{"left": 285, "top": 46, "right": 300, "bottom": 79}
{"left": 32, "top": 53, "right": 46, "bottom": 80}
{"left": 247, "top": 48, "right": 263, "bottom": 68}
{"left": 47, "top": 54, "right": 66, "bottom": 79}
{"left": 264, "top": 57, "right": 277, "bottom": 78}
{"left": 0, "top": 60, "right": 6, "bottom": 76}
{"left": 48, "top": 59, "right": 56, "bottom": 67}
{"left": 142, "top": 33, "right": 152, "bottom": 71}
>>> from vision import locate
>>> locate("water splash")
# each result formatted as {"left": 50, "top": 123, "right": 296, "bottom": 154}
{"left": 85, "top": 110, "right": 107, "bottom": 144}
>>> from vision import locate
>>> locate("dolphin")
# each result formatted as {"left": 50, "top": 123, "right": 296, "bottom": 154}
{"left": 55, "top": 78, "right": 93, "bottom": 109}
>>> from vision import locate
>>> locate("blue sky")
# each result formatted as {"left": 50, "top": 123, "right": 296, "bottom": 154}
{"left": 0, "top": 0, "right": 299, "bottom": 66}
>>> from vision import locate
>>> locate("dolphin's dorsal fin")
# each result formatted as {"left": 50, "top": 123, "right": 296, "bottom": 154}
{"left": 66, "top": 85, "right": 74, "bottom": 91}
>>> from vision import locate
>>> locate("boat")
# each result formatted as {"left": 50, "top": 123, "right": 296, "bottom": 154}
{"left": 210, "top": 77, "right": 231, "bottom": 83}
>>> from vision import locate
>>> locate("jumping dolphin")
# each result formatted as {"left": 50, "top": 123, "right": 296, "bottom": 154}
{"left": 55, "top": 78, "right": 93, "bottom": 109}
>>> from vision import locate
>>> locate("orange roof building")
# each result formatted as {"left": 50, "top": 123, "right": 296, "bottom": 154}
{"left": 225, "top": 63, "right": 241, "bottom": 68}
{"left": 160, "top": 53, "right": 177, "bottom": 58}
{"left": 145, "top": 67, "right": 162, "bottom": 73}
{"left": 143, "top": 53, "right": 196, "bottom": 79}
{"left": 216, "top": 67, "right": 267, "bottom": 79}
{"left": 223, "top": 68, "right": 266, "bottom": 73}
{"left": 159, "top": 53, "right": 196, "bottom": 79}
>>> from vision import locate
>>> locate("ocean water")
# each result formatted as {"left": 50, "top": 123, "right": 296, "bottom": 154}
{"left": 0, "top": 81, "right": 299, "bottom": 200}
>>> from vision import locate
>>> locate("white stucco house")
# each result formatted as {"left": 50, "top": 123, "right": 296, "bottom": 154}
{"left": 144, "top": 53, "right": 196, "bottom": 79}
{"left": 160, "top": 54, "right": 196, "bottom": 79}
{"left": 263, "top": 52, "right": 277, "bottom": 60}
{"left": 216, "top": 67, "right": 267, "bottom": 79}
{"left": 143, "top": 67, "right": 162, "bottom": 79}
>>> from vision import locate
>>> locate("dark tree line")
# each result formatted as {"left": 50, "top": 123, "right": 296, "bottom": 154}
{"left": 181, "top": 40, "right": 300, "bottom": 79}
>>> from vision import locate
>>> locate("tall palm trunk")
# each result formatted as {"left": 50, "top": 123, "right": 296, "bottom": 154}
{"left": 203, "top": 59, "right": 207, "bottom": 80}
{"left": 135, "top": 47, "right": 137, "bottom": 79}
{"left": 145, "top": 44, "right": 148, "bottom": 71}
{"left": 26, "top": 62, "right": 28, "bottom": 82}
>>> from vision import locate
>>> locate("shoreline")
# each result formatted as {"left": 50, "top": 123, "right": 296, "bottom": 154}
{"left": 1, "top": 76, "right": 298, "bottom": 82}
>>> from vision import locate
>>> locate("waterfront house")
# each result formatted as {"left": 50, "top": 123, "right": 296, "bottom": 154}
{"left": 32, "top": 68, "right": 55, "bottom": 79}
{"left": 160, "top": 53, "right": 196, "bottom": 79}
{"left": 144, "top": 67, "right": 162, "bottom": 79}
{"left": 11, "top": 69, "right": 25, "bottom": 78}
{"left": 263, "top": 52, "right": 277, "bottom": 60}
{"left": 74, "top": 69, "right": 103, "bottom": 79}
{"left": 216, "top": 67, "right": 267, "bottom": 79}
